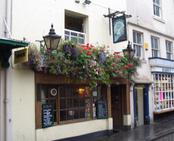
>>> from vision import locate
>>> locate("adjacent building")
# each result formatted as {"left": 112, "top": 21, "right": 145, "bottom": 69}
{"left": 127, "top": 0, "right": 174, "bottom": 126}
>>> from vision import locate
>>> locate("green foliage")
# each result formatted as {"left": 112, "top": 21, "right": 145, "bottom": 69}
{"left": 28, "top": 40, "right": 140, "bottom": 88}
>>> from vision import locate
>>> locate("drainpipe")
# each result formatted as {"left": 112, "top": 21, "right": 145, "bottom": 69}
{"left": 4, "top": 69, "right": 7, "bottom": 141}
{"left": 4, "top": 0, "right": 12, "bottom": 38}
{"left": 10, "top": 0, "right": 12, "bottom": 35}
{"left": 2, "top": 49, "right": 12, "bottom": 141}
{"left": 0, "top": 69, "right": 7, "bottom": 141}
{"left": 4, "top": 0, "right": 8, "bottom": 37}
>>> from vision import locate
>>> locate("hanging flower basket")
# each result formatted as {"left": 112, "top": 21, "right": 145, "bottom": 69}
{"left": 28, "top": 41, "right": 140, "bottom": 88}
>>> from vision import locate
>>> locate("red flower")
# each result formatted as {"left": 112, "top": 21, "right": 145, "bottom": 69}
{"left": 114, "top": 52, "right": 120, "bottom": 55}
{"left": 127, "top": 63, "right": 134, "bottom": 67}
{"left": 84, "top": 47, "right": 90, "bottom": 51}
{"left": 115, "top": 55, "right": 122, "bottom": 58}
{"left": 87, "top": 51, "right": 92, "bottom": 55}
{"left": 124, "top": 65, "right": 129, "bottom": 69}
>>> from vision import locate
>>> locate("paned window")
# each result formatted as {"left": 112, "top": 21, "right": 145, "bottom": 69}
{"left": 153, "top": 73, "right": 174, "bottom": 113}
{"left": 151, "top": 36, "right": 160, "bottom": 57}
{"left": 133, "top": 31, "right": 144, "bottom": 58}
{"left": 64, "top": 12, "right": 86, "bottom": 44}
{"left": 36, "top": 84, "right": 107, "bottom": 128}
{"left": 59, "top": 86, "right": 92, "bottom": 121}
{"left": 153, "top": 0, "right": 162, "bottom": 17}
{"left": 166, "top": 40, "right": 173, "bottom": 60}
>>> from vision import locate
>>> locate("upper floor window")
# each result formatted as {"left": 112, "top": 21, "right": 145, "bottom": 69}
{"left": 166, "top": 40, "right": 173, "bottom": 60}
{"left": 151, "top": 36, "right": 160, "bottom": 57}
{"left": 64, "top": 11, "right": 86, "bottom": 44}
{"left": 133, "top": 31, "right": 144, "bottom": 58}
{"left": 153, "top": 0, "right": 162, "bottom": 17}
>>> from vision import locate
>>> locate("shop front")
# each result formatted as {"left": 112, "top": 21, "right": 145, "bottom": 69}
{"left": 149, "top": 57, "right": 174, "bottom": 120}
{"left": 34, "top": 73, "right": 131, "bottom": 140}
{"left": 35, "top": 73, "right": 112, "bottom": 141}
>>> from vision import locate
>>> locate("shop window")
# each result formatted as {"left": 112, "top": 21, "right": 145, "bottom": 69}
{"left": 151, "top": 36, "right": 160, "bottom": 57}
{"left": 133, "top": 30, "right": 144, "bottom": 58}
{"left": 36, "top": 85, "right": 59, "bottom": 128}
{"left": 36, "top": 83, "right": 107, "bottom": 129}
{"left": 153, "top": 0, "right": 162, "bottom": 18}
{"left": 166, "top": 40, "right": 173, "bottom": 60}
{"left": 64, "top": 11, "right": 86, "bottom": 44}
{"left": 59, "top": 86, "right": 92, "bottom": 122}
{"left": 153, "top": 73, "right": 174, "bottom": 113}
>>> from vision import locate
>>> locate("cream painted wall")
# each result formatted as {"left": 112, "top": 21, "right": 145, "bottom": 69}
{"left": 12, "top": 0, "right": 126, "bottom": 46}
{"left": 128, "top": 25, "right": 152, "bottom": 82}
{"left": 126, "top": 0, "right": 174, "bottom": 37}
{"left": 36, "top": 118, "right": 113, "bottom": 141}
{"left": 0, "top": 0, "right": 6, "bottom": 37}
{"left": 11, "top": 69, "right": 35, "bottom": 141}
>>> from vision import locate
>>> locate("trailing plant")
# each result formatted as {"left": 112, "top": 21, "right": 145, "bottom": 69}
{"left": 28, "top": 40, "right": 140, "bottom": 88}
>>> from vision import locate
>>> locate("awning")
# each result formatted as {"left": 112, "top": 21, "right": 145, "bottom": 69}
{"left": 0, "top": 38, "right": 29, "bottom": 49}
{"left": 0, "top": 38, "right": 29, "bottom": 68}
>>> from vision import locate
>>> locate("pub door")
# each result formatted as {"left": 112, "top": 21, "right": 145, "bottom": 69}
{"left": 111, "top": 84, "right": 123, "bottom": 132}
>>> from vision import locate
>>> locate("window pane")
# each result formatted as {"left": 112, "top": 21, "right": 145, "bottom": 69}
{"left": 135, "top": 45, "right": 141, "bottom": 57}
{"left": 153, "top": 0, "right": 161, "bottom": 17}
{"left": 71, "top": 32, "right": 78, "bottom": 36}
{"left": 79, "top": 109, "right": 85, "bottom": 118}
{"left": 79, "top": 38, "right": 85, "bottom": 44}
{"left": 60, "top": 110, "right": 67, "bottom": 121}
{"left": 71, "top": 37, "right": 78, "bottom": 44}
{"left": 133, "top": 31, "right": 143, "bottom": 58}
{"left": 65, "top": 30, "right": 70, "bottom": 35}
{"left": 166, "top": 40, "right": 173, "bottom": 59}
{"left": 65, "top": 35, "right": 69, "bottom": 40}
{"left": 59, "top": 86, "right": 93, "bottom": 121}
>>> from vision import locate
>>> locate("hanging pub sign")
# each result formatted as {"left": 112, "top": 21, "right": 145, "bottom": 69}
{"left": 42, "top": 104, "right": 54, "bottom": 128}
{"left": 12, "top": 47, "right": 28, "bottom": 65}
{"left": 112, "top": 14, "right": 127, "bottom": 43}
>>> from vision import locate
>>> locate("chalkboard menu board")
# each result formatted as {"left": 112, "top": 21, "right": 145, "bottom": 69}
{"left": 96, "top": 100, "right": 107, "bottom": 119}
{"left": 42, "top": 104, "right": 54, "bottom": 128}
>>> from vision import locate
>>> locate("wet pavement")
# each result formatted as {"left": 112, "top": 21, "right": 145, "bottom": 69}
{"left": 94, "top": 117, "right": 174, "bottom": 141}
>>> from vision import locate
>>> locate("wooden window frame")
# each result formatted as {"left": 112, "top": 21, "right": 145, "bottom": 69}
{"left": 35, "top": 73, "right": 107, "bottom": 129}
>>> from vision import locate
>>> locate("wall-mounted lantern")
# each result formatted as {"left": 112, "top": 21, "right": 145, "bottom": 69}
{"left": 43, "top": 24, "right": 61, "bottom": 50}
{"left": 123, "top": 41, "right": 135, "bottom": 60}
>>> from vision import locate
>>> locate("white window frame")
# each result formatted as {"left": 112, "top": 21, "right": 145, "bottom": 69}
{"left": 64, "top": 29, "right": 86, "bottom": 44}
{"left": 133, "top": 30, "right": 144, "bottom": 58}
{"left": 151, "top": 36, "right": 160, "bottom": 57}
{"left": 153, "top": 0, "right": 162, "bottom": 18}
{"left": 153, "top": 73, "right": 174, "bottom": 113}
{"left": 166, "top": 40, "right": 173, "bottom": 60}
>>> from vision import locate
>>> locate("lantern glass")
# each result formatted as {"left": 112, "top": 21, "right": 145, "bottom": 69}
{"left": 43, "top": 24, "right": 61, "bottom": 50}
{"left": 123, "top": 41, "right": 135, "bottom": 60}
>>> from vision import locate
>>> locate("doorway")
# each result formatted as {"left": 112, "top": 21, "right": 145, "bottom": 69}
{"left": 134, "top": 85, "right": 150, "bottom": 127}
{"left": 111, "top": 84, "right": 125, "bottom": 131}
